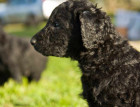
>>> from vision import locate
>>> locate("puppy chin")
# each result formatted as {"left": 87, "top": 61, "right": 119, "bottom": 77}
{"left": 32, "top": 45, "right": 43, "bottom": 55}
{"left": 38, "top": 49, "right": 52, "bottom": 57}
{"left": 33, "top": 45, "right": 66, "bottom": 57}
{"left": 40, "top": 52, "right": 49, "bottom": 56}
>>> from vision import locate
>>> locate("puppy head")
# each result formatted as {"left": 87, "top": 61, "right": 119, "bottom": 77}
{"left": 31, "top": 1, "right": 74, "bottom": 57}
{"left": 31, "top": 0, "right": 111, "bottom": 58}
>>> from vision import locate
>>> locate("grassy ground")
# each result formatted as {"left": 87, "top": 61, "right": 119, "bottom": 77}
{"left": 0, "top": 23, "right": 88, "bottom": 107}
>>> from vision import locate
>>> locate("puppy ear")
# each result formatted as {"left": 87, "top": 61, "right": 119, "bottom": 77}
{"left": 79, "top": 10, "right": 106, "bottom": 49}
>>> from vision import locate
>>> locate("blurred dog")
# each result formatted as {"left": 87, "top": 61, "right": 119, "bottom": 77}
{"left": 0, "top": 27, "right": 47, "bottom": 85}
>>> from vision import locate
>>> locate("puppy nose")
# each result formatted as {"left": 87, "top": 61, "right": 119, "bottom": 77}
{"left": 30, "top": 38, "right": 37, "bottom": 46}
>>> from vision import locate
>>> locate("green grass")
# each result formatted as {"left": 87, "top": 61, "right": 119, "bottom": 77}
{"left": 0, "top": 23, "right": 88, "bottom": 107}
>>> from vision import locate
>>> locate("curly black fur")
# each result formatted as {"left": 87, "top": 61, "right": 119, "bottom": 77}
{"left": 31, "top": 0, "right": 140, "bottom": 106}
{"left": 0, "top": 27, "right": 47, "bottom": 85}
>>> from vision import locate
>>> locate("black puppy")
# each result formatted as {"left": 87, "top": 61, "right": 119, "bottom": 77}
{"left": 31, "top": 0, "right": 140, "bottom": 106}
{"left": 0, "top": 27, "right": 47, "bottom": 85}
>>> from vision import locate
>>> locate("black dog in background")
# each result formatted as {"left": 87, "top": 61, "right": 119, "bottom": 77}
{"left": 31, "top": 0, "right": 140, "bottom": 106}
{"left": 0, "top": 27, "right": 47, "bottom": 85}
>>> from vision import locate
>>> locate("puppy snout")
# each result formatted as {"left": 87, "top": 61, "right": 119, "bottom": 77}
{"left": 30, "top": 37, "right": 37, "bottom": 46}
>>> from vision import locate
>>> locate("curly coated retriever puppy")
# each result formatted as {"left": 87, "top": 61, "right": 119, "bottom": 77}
{"left": 0, "top": 27, "right": 47, "bottom": 85}
{"left": 31, "top": 0, "right": 140, "bottom": 106}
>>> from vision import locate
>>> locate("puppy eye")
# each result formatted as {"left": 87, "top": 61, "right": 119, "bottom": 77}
{"left": 54, "top": 22, "right": 60, "bottom": 28}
